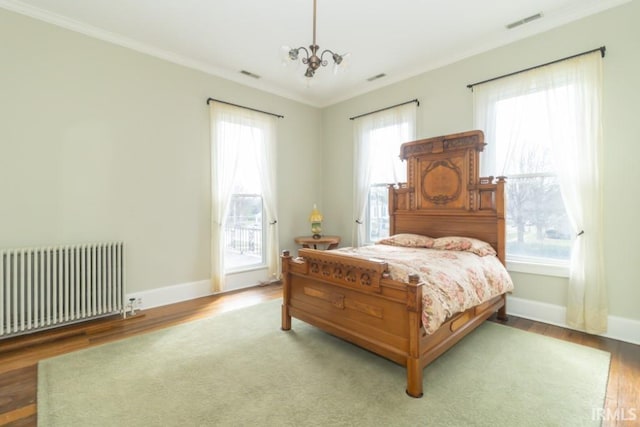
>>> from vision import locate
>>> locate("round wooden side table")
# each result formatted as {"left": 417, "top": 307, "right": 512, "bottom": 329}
{"left": 294, "top": 235, "right": 341, "bottom": 250}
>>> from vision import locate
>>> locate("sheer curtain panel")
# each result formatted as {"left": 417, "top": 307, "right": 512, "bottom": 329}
{"left": 352, "top": 103, "right": 416, "bottom": 247}
{"left": 209, "top": 101, "right": 279, "bottom": 292}
{"left": 253, "top": 117, "right": 280, "bottom": 282}
{"left": 473, "top": 51, "right": 606, "bottom": 333}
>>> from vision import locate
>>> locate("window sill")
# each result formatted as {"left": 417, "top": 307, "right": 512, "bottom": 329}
{"left": 506, "top": 259, "right": 569, "bottom": 278}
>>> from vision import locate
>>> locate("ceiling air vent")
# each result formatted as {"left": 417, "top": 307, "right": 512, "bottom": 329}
{"left": 506, "top": 12, "right": 543, "bottom": 30}
{"left": 240, "top": 70, "right": 261, "bottom": 79}
{"left": 367, "top": 73, "right": 387, "bottom": 82}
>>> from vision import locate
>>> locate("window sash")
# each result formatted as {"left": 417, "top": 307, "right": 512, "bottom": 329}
{"left": 224, "top": 194, "right": 266, "bottom": 272}
{"left": 366, "top": 184, "right": 390, "bottom": 243}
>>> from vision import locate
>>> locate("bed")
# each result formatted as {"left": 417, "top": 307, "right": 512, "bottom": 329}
{"left": 280, "top": 130, "right": 513, "bottom": 398}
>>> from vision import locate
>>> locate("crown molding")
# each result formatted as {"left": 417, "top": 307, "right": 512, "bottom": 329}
{"left": 0, "top": 0, "right": 318, "bottom": 107}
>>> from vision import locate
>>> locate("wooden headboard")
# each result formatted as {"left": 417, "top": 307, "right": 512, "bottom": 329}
{"left": 388, "top": 130, "right": 506, "bottom": 263}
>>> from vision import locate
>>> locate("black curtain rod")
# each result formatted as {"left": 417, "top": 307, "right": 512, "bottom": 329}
{"left": 349, "top": 99, "right": 420, "bottom": 121}
{"left": 206, "top": 97, "right": 284, "bottom": 119}
{"left": 466, "top": 46, "right": 606, "bottom": 91}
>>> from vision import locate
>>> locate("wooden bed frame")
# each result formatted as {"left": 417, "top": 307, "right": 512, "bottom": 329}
{"left": 281, "top": 130, "right": 509, "bottom": 398}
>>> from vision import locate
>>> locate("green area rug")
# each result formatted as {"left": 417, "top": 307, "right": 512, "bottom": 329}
{"left": 38, "top": 299, "right": 610, "bottom": 426}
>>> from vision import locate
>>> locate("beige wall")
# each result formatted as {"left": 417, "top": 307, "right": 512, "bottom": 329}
{"left": 0, "top": 9, "right": 322, "bottom": 294}
{"left": 321, "top": 1, "right": 640, "bottom": 321}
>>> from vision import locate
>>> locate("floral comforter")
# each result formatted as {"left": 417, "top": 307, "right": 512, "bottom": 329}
{"left": 333, "top": 245, "right": 514, "bottom": 335}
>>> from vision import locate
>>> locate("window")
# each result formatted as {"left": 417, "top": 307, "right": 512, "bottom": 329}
{"left": 367, "top": 184, "right": 390, "bottom": 242}
{"left": 365, "top": 123, "right": 411, "bottom": 242}
{"left": 210, "top": 102, "right": 279, "bottom": 292}
{"left": 493, "top": 90, "right": 573, "bottom": 266}
{"left": 221, "top": 123, "right": 265, "bottom": 271}
{"left": 353, "top": 103, "right": 416, "bottom": 246}
{"left": 473, "top": 50, "right": 604, "bottom": 295}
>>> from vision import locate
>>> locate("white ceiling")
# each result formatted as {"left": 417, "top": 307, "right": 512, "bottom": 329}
{"left": 0, "top": 0, "right": 629, "bottom": 107}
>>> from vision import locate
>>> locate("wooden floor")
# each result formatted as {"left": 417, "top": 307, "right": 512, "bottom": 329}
{"left": 0, "top": 283, "right": 638, "bottom": 426}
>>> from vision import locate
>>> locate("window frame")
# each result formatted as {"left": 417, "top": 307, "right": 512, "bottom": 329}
{"left": 485, "top": 87, "right": 577, "bottom": 276}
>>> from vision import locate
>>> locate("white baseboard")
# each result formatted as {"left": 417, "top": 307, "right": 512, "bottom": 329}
{"left": 126, "top": 280, "right": 214, "bottom": 310}
{"left": 125, "top": 279, "right": 263, "bottom": 311}
{"left": 126, "top": 282, "right": 639, "bottom": 346}
{"left": 508, "top": 296, "right": 640, "bottom": 345}
{"left": 126, "top": 268, "right": 271, "bottom": 311}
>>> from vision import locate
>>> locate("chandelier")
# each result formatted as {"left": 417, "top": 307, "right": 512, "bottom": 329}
{"left": 285, "top": 0, "right": 347, "bottom": 78}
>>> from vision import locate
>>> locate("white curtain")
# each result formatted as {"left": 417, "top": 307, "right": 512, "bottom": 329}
{"left": 209, "top": 101, "right": 279, "bottom": 292}
{"left": 253, "top": 115, "right": 280, "bottom": 282}
{"left": 473, "top": 51, "right": 606, "bottom": 333}
{"left": 352, "top": 103, "right": 416, "bottom": 247}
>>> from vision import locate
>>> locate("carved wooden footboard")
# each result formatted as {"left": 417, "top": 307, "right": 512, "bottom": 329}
{"left": 281, "top": 130, "right": 510, "bottom": 397}
{"left": 281, "top": 248, "right": 423, "bottom": 366}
